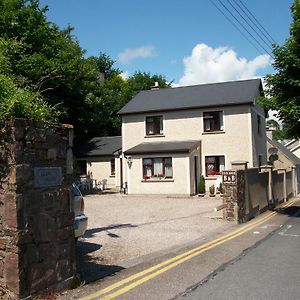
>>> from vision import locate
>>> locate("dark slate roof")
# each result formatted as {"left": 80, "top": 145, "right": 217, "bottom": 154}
{"left": 118, "top": 79, "right": 263, "bottom": 115}
{"left": 267, "top": 138, "right": 300, "bottom": 165}
{"left": 74, "top": 136, "right": 121, "bottom": 157}
{"left": 124, "top": 140, "right": 201, "bottom": 155}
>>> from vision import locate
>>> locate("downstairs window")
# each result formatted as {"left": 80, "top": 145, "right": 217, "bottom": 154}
{"left": 143, "top": 157, "right": 173, "bottom": 179}
{"left": 205, "top": 156, "right": 225, "bottom": 176}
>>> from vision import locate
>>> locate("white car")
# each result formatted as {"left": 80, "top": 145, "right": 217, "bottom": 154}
{"left": 72, "top": 183, "right": 88, "bottom": 240}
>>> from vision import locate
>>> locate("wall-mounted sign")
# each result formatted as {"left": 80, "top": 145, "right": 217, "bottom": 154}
{"left": 222, "top": 170, "right": 236, "bottom": 185}
{"left": 34, "top": 167, "right": 62, "bottom": 188}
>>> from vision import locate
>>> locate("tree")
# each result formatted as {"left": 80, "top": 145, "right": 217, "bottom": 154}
{"left": 266, "top": 119, "right": 289, "bottom": 140}
{"left": 0, "top": 1, "right": 170, "bottom": 142}
{"left": 264, "top": 0, "right": 300, "bottom": 138}
{"left": 126, "top": 71, "right": 170, "bottom": 99}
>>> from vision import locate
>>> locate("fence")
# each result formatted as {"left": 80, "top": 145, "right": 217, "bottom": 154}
{"left": 223, "top": 161, "right": 297, "bottom": 223}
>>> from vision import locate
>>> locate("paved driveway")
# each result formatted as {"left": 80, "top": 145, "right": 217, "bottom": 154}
{"left": 76, "top": 193, "right": 235, "bottom": 283}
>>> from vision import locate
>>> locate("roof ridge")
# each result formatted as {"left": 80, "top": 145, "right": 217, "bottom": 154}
{"left": 141, "top": 78, "right": 261, "bottom": 93}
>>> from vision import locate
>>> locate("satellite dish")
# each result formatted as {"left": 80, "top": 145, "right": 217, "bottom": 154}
{"left": 269, "top": 154, "right": 278, "bottom": 163}
{"left": 268, "top": 147, "right": 278, "bottom": 155}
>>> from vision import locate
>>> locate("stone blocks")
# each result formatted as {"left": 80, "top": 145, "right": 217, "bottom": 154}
{"left": 0, "top": 119, "right": 76, "bottom": 299}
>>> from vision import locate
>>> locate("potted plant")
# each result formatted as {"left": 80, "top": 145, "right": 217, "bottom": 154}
{"left": 198, "top": 176, "right": 206, "bottom": 197}
{"left": 217, "top": 182, "right": 224, "bottom": 196}
{"left": 209, "top": 184, "right": 215, "bottom": 197}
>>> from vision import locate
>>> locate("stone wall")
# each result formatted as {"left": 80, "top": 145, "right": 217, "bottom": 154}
{"left": 223, "top": 162, "right": 296, "bottom": 224}
{"left": 0, "top": 119, "right": 76, "bottom": 299}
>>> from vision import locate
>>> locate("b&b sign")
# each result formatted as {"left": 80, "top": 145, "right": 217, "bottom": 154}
{"left": 222, "top": 170, "right": 236, "bottom": 185}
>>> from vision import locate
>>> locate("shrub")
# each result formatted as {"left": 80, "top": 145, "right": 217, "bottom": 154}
{"left": 198, "top": 176, "right": 206, "bottom": 194}
{"left": 0, "top": 74, "right": 60, "bottom": 124}
{"left": 218, "top": 182, "right": 224, "bottom": 194}
{"left": 209, "top": 184, "right": 215, "bottom": 195}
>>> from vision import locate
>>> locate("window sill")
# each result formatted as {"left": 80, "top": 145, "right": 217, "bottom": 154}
{"left": 109, "top": 175, "right": 115, "bottom": 178}
{"left": 141, "top": 178, "right": 174, "bottom": 182}
{"left": 202, "top": 131, "right": 225, "bottom": 135}
{"left": 144, "top": 134, "right": 165, "bottom": 138}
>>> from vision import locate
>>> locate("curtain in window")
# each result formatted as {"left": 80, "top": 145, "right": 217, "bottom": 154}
{"left": 164, "top": 157, "right": 173, "bottom": 177}
{"left": 154, "top": 158, "right": 163, "bottom": 176}
{"left": 219, "top": 112, "right": 224, "bottom": 130}
{"left": 219, "top": 156, "right": 225, "bottom": 171}
{"left": 143, "top": 158, "right": 152, "bottom": 177}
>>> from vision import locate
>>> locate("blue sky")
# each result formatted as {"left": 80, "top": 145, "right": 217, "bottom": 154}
{"left": 40, "top": 0, "right": 293, "bottom": 86}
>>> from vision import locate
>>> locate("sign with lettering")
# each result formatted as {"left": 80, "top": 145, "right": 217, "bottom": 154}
{"left": 222, "top": 170, "right": 237, "bottom": 185}
{"left": 34, "top": 167, "right": 62, "bottom": 188}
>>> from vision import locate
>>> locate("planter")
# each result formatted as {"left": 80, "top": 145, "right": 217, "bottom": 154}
{"left": 198, "top": 193, "right": 205, "bottom": 197}
{"left": 209, "top": 194, "right": 216, "bottom": 197}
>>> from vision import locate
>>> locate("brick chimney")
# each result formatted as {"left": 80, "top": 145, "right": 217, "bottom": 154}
{"left": 266, "top": 127, "right": 275, "bottom": 140}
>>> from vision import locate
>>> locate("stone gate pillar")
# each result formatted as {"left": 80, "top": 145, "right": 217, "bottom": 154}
{"left": 0, "top": 119, "right": 76, "bottom": 299}
{"left": 222, "top": 161, "right": 248, "bottom": 224}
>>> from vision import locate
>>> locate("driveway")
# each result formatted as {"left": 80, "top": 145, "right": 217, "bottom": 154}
{"left": 76, "top": 193, "right": 235, "bottom": 283}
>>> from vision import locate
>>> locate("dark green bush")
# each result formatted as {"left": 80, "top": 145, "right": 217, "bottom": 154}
{"left": 198, "top": 175, "right": 206, "bottom": 194}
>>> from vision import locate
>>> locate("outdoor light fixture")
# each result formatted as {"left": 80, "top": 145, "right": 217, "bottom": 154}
{"left": 127, "top": 156, "right": 132, "bottom": 168}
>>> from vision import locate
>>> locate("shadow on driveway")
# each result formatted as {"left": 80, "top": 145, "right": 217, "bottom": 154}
{"left": 75, "top": 223, "right": 138, "bottom": 283}
{"left": 76, "top": 240, "right": 124, "bottom": 283}
{"left": 84, "top": 223, "right": 138, "bottom": 239}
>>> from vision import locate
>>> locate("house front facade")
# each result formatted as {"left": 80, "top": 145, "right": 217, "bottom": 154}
{"left": 74, "top": 136, "right": 121, "bottom": 189}
{"left": 118, "top": 79, "right": 267, "bottom": 195}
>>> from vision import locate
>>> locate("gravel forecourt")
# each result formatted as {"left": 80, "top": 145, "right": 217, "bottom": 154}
{"left": 75, "top": 193, "right": 236, "bottom": 283}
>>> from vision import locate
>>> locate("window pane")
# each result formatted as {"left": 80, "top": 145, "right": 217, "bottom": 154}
{"left": 219, "top": 156, "right": 225, "bottom": 171}
{"left": 143, "top": 158, "right": 152, "bottom": 165}
{"left": 153, "top": 158, "right": 163, "bottom": 176}
{"left": 219, "top": 112, "right": 224, "bottom": 130}
{"left": 165, "top": 165, "right": 173, "bottom": 177}
{"left": 144, "top": 166, "right": 152, "bottom": 177}
{"left": 159, "top": 116, "right": 163, "bottom": 134}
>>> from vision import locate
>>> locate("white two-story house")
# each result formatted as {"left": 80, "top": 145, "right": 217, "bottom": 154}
{"left": 118, "top": 78, "right": 267, "bottom": 195}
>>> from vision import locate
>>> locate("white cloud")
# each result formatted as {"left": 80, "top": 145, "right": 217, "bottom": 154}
{"left": 178, "top": 43, "right": 272, "bottom": 86}
{"left": 118, "top": 45, "right": 157, "bottom": 64}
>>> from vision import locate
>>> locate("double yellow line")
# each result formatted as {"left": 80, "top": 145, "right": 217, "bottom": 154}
{"left": 81, "top": 199, "right": 297, "bottom": 300}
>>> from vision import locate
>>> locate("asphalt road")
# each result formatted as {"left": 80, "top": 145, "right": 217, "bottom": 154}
{"left": 175, "top": 205, "right": 300, "bottom": 300}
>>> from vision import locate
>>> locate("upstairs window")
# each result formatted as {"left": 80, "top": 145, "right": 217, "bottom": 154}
{"left": 205, "top": 156, "right": 225, "bottom": 176}
{"left": 143, "top": 157, "right": 173, "bottom": 179}
{"left": 146, "top": 116, "right": 163, "bottom": 135}
{"left": 203, "top": 111, "right": 224, "bottom": 132}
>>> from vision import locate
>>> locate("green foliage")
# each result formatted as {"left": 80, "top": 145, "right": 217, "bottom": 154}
{"left": 209, "top": 185, "right": 215, "bottom": 195}
{"left": 0, "top": 1, "right": 170, "bottom": 141}
{"left": 264, "top": 0, "right": 300, "bottom": 138}
{"left": 198, "top": 176, "right": 206, "bottom": 194}
{"left": 217, "top": 182, "right": 224, "bottom": 194}
{"left": 0, "top": 74, "right": 59, "bottom": 123}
